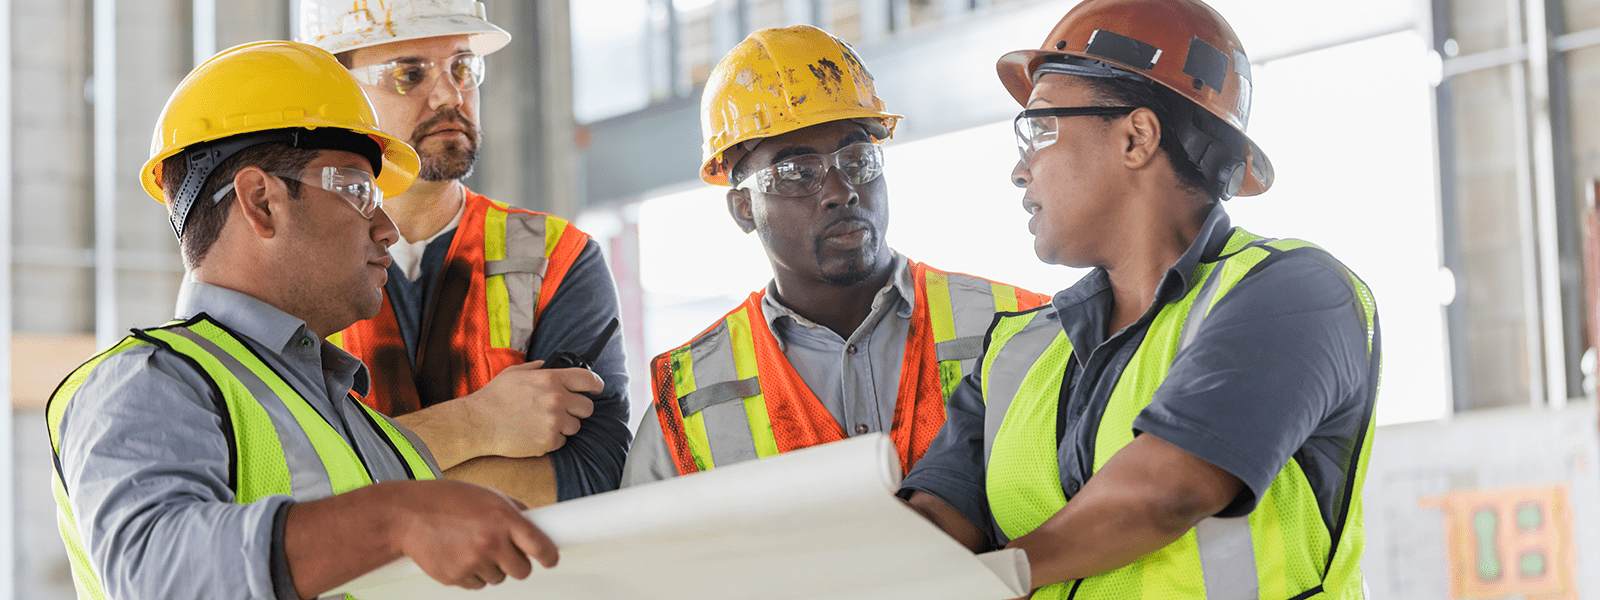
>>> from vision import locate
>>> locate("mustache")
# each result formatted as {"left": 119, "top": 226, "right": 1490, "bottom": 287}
{"left": 410, "top": 108, "right": 478, "bottom": 145}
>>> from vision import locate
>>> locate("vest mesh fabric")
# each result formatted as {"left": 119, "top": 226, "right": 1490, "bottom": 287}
{"left": 984, "top": 229, "right": 1376, "bottom": 599}
{"left": 333, "top": 190, "right": 590, "bottom": 416}
{"left": 985, "top": 312, "right": 1069, "bottom": 542}
{"left": 651, "top": 260, "right": 1044, "bottom": 477}
{"left": 48, "top": 317, "right": 434, "bottom": 600}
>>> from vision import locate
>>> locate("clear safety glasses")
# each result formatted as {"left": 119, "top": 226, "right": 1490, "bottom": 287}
{"left": 1013, "top": 106, "right": 1137, "bottom": 163}
{"left": 736, "top": 142, "right": 885, "bottom": 197}
{"left": 349, "top": 52, "right": 486, "bottom": 96}
{"left": 212, "top": 167, "right": 382, "bottom": 218}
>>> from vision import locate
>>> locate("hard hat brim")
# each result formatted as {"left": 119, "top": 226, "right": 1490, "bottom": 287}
{"left": 141, "top": 124, "right": 420, "bottom": 205}
{"left": 997, "top": 48, "right": 1272, "bottom": 196}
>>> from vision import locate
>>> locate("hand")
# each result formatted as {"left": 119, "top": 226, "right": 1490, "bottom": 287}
{"left": 464, "top": 360, "right": 602, "bottom": 458}
{"left": 388, "top": 480, "right": 559, "bottom": 589}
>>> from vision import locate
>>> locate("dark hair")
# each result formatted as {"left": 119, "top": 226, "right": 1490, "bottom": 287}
{"left": 161, "top": 143, "right": 317, "bottom": 268}
{"left": 1079, "top": 75, "right": 1241, "bottom": 199}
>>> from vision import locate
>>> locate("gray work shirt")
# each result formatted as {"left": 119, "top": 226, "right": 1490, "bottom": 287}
{"left": 901, "top": 205, "right": 1377, "bottom": 547}
{"left": 622, "top": 253, "right": 916, "bottom": 486}
{"left": 56, "top": 281, "right": 439, "bottom": 600}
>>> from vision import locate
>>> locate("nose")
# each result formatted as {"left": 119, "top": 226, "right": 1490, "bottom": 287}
{"left": 371, "top": 206, "right": 401, "bottom": 249}
{"left": 1011, "top": 159, "right": 1032, "bottom": 189}
{"left": 819, "top": 167, "right": 860, "bottom": 210}
{"left": 427, "top": 72, "right": 463, "bottom": 111}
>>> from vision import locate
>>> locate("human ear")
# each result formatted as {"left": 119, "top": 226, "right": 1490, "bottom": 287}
{"left": 727, "top": 187, "right": 757, "bottom": 234}
{"left": 1123, "top": 108, "right": 1162, "bottom": 170}
{"left": 231, "top": 167, "right": 285, "bottom": 239}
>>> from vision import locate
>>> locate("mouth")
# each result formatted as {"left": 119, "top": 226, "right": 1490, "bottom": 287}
{"left": 369, "top": 254, "right": 394, "bottom": 270}
{"left": 1023, "top": 199, "right": 1042, "bottom": 234}
{"left": 819, "top": 219, "right": 872, "bottom": 248}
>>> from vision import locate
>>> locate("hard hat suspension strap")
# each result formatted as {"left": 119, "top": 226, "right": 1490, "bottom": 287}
{"left": 168, "top": 128, "right": 384, "bottom": 239}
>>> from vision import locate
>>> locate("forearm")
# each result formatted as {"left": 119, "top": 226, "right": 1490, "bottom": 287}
{"left": 1007, "top": 434, "right": 1240, "bottom": 590}
{"left": 1008, "top": 485, "right": 1203, "bottom": 588}
{"left": 446, "top": 456, "right": 558, "bottom": 508}
{"left": 395, "top": 399, "right": 480, "bottom": 470}
{"left": 905, "top": 491, "right": 988, "bottom": 552}
{"left": 283, "top": 483, "right": 407, "bottom": 599}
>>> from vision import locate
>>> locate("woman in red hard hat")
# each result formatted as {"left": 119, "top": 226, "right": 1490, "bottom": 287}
{"left": 900, "top": 1, "right": 1381, "bottom": 598}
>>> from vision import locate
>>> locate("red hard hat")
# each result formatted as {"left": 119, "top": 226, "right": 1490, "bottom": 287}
{"left": 997, "top": 0, "right": 1272, "bottom": 196}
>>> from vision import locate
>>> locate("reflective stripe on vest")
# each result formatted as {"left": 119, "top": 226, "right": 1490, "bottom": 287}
{"left": 982, "top": 229, "right": 1379, "bottom": 600}
{"left": 650, "top": 259, "right": 1049, "bottom": 477}
{"left": 47, "top": 315, "right": 436, "bottom": 600}
{"left": 330, "top": 189, "right": 590, "bottom": 416}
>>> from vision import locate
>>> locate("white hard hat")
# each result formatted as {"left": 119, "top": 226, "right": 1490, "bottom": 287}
{"left": 297, "top": 0, "right": 512, "bottom": 56}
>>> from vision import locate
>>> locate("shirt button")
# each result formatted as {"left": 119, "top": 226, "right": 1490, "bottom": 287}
{"left": 1066, "top": 480, "right": 1081, "bottom": 495}
{"left": 298, "top": 337, "right": 313, "bottom": 349}
{"left": 846, "top": 344, "right": 858, "bottom": 355}
{"left": 854, "top": 423, "right": 869, "bottom": 435}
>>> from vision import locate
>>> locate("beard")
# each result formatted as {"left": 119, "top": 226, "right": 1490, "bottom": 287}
{"left": 411, "top": 107, "right": 479, "bottom": 181}
{"left": 814, "top": 218, "right": 883, "bottom": 287}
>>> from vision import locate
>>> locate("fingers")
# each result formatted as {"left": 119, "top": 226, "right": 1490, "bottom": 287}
{"left": 564, "top": 394, "right": 595, "bottom": 419}
{"left": 553, "top": 367, "right": 606, "bottom": 395}
{"left": 510, "top": 517, "right": 561, "bottom": 569}
{"left": 560, "top": 415, "right": 582, "bottom": 437}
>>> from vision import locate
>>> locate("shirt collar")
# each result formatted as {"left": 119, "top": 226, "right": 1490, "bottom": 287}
{"left": 176, "top": 280, "right": 308, "bottom": 353}
{"left": 174, "top": 279, "right": 369, "bottom": 395}
{"left": 759, "top": 250, "right": 915, "bottom": 337}
{"left": 1047, "top": 203, "right": 1234, "bottom": 357}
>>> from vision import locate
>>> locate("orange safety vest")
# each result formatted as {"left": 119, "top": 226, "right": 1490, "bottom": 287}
{"left": 331, "top": 188, "right": 590, "bottom": 415}
{"left": 651, "top": 259, "right": 1049, "bottom": 477}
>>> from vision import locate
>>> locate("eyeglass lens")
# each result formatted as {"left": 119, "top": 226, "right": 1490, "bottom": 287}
{"left": 359, "top": 52, "right": 485, "bottom": 96}
{"left": 748, "top": 142, "right": 884, "bottom": 196}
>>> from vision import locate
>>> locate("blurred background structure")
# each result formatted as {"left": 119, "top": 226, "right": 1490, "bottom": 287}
{"left": 4, "top": 0, "right": 1600, "bottom": 597}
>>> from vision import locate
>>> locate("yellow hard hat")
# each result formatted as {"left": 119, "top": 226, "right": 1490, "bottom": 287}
{"left": 699, "top": 25, "right": 902, "bottom": 186}
{"left": 142, "top": 40, "right": 419, "bottom": 237}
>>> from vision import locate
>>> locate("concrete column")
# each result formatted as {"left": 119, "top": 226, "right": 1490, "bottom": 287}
{"left": 477, "top": 0, "right": 579, "bottom": 218}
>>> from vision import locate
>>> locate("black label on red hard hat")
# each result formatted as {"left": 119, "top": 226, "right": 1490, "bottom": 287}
{"left": 1084, "top": 29, "right": 1160, "bottom": 71}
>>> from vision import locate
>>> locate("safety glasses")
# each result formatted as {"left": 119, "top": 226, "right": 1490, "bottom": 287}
{"left": 212, "top": 167, "right": 382, "bottom": 218}
{"left": 737, "top": 142, "right": 885, "bottom": 197}
{"left": 1013, "top": 106, "right": 1137, "bottom": 163}
{"left": 349, "top": 52, "right": 486, "bottom": 96}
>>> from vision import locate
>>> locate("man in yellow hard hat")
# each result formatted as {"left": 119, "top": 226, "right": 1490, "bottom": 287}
{"left": 48, "top": 41, "right": 558, "bottom": 599}
{"left": 296, "top": 0, "right": 631, "bottom": 507}
{"left": 621, "top": 25, "right": 1049, "bottom": 485}
{"left": 900, "top": 1, "right": 1381, "bottom": 597}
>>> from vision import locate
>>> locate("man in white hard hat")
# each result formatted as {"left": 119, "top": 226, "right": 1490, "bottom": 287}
{"left": 297, "top": 0, "right": 631, "bottom": 507}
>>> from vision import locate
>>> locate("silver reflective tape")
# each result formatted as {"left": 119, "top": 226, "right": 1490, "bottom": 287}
{"left": 1177, "top": 261, "right": 1229, "bottom": 356}
{"left": 167, "top": 328, "right": 334, "bottom": 501}
{"left": 935, "top": 336, "right": 984, "bottom": 362}
{"left": 701, "top": 400, "right": 760, "bottom": 468}
{"left": 1195, "top": 516, "right": 1259, "bottom": 599}
{"left": 678, "top": 377, "right": 762, "bottom": 416}
{"left": 484, "top": 256, "right": 548, "bottom": 277}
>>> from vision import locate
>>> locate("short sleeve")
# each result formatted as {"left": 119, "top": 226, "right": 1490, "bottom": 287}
{"left": 900, "top": 372, "right": 995, "bottom": 545}
{"left": 1133, "top": 251, "right": 1373, "bottom": 517}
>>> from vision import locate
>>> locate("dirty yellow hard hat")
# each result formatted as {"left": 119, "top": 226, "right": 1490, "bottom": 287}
{"left": 699, "top": 25, "right": 902, "bottom": 186}
{"left": 142, "top": 40, "right": 420, "bottom": 238}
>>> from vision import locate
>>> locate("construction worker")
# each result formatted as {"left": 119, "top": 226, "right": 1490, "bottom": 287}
{"left": 48, "top": 41, "right": 558, "bottom": 599}
{"left": 900, "top": 1, "right": 1381, "bottom": 597}
{"left": 621, "top": 25, "right": 1050, "bottom": 485}
{"left": 297, "top": 0, "right": 631, "bottom": 506}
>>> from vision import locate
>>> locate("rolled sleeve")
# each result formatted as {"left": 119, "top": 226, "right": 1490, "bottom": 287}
{"left": 900, "top": 373, "right": 994, "bottom": 545}
{"left": 58, "top": 345, "right": 293, "bottom": 600}
{"left": 529, "top": 239, "right": 634, "bottom": 500}
{"left": 1134, "top": 252, "right": 1371, "bottom": 517}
